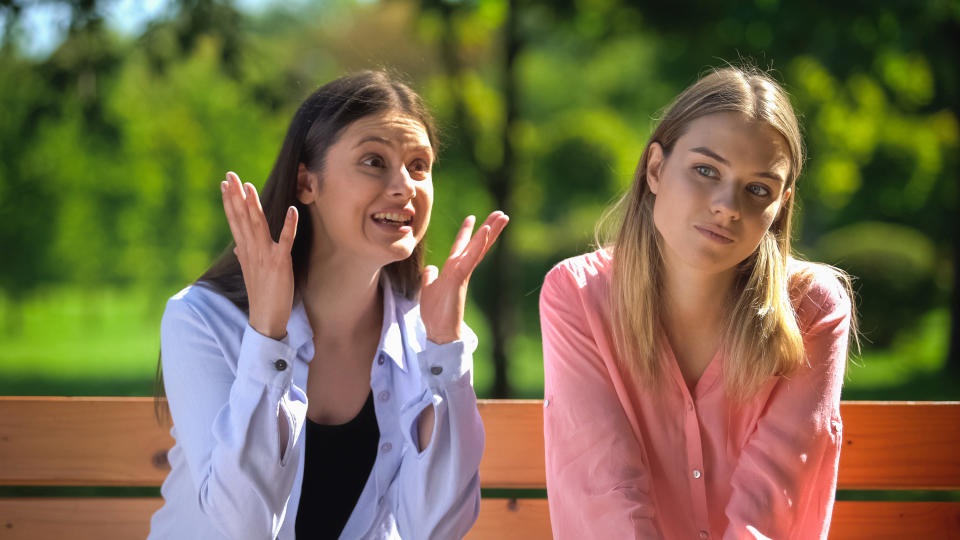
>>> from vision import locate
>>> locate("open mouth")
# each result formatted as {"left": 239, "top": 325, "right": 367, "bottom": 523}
{"left": 372, "top": 212, "right": 413, "bottom": 227}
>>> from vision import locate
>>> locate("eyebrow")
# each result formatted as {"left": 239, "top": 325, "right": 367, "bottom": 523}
{"left": 689, "top": 146, "right": 785, "bottom": 184}
{"left": 354, "top": 135, "right": 435, "bottom": 161}
{"left": 355, "top": 135, "right": 394, "bottom": 148}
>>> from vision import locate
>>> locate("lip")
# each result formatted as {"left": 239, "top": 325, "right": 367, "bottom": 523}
{"left": 694, "top": 224, "right": 734, "bottom": 244}
{"left": 370, "top": 206, "right": 416, "bottom": 234}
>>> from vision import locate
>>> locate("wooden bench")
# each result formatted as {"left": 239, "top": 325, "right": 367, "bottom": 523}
{"left": 1, "top": 397, "right": 958, "bottom": 539}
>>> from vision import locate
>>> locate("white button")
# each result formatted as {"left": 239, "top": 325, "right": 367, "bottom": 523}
{"left": 381, "top": 442, "right": 393, "bottom": 453}
{"left": 699, "top": 531, "right": 708, "bottom": 539}
{"left": 544, "top": 399, "right": 550, "bottom": 408}
{"left": 692, "top": 469, "right": 702, "bottom": 479}
{"left": 378, "top": 391, "right": 390, "bottom": 402}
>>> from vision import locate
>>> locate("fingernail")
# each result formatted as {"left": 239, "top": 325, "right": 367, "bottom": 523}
{"left": 287, "top": 207, "right": 295, "bottom": 217}
{"left": 220, "top": 181, "right": 227, "bottom": 193}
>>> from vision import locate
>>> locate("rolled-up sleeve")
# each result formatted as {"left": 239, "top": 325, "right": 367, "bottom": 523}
{"left": 722, "top": 273, "right": 851, "bottom": 540}
{"left": 160, "top": 294, "right": 307, "bottom": 540}
{"left": 540, "top": 265, "right": 661, "bottom": 540}
{"left": 394, "top": 336, "right": 484, "bottom": 540}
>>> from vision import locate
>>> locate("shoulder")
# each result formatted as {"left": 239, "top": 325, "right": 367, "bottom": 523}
{"left": 788, "top": 259, "right": 853, "bottom": 333}
{"left": 162, "top": 283, "right": 246, "bottom": 337}
{"left": 542, "top": 248, "right": 613, "bottom": 299}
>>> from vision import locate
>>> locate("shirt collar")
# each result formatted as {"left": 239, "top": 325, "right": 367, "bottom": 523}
{"left": 286, "top": 271, "right": 408, "bottom": 372}
{"left": 377, "top": 272, "right": 407, "bottom": 372}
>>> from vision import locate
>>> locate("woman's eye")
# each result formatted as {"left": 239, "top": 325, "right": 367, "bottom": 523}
{"left": 362, "top": 155, "right": 386, "bottom": 168}
{"left": 408, "top": 159, "right": 430, "bottom": 178}
{"left": 747, "top": 184, "right": 771, "bottom": 197}
{"left": 694, "top": 165, "right": 716, "bottom": 178}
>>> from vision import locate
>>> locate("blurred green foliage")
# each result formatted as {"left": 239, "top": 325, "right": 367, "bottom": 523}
{"left": 0, "top": 0, "right": 957, "bottom": 399}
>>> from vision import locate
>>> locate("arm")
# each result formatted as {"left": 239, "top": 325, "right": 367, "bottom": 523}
{"left": 394, "top": 336, "right": 484, "bottom": 540}
{"left": 722, "top": 273, "right": 852, "bottom": 540}
{"left": 393, "top": 212, "right": 508, "bottom": 539}
{"left": 161, "top": 296, "right": 306, "bottom": 539}
{"left": 540, "top": 265, "right": 661, "bottom": 540}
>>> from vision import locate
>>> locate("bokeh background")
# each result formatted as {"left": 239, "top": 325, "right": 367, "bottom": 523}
{"left": 1, "top": 0, "right": 958, "bottom": 402}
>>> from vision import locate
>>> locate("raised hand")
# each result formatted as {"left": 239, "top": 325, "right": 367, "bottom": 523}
{"left": 220, "top": 171, "right": 299, "bottom": 340}
{"left": 419, "top": 211, "right": 510, "bottom": 344}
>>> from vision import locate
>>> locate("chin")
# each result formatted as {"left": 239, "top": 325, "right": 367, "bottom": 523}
{"left": 383, "top": 241, "right": 417, "bottom": 264}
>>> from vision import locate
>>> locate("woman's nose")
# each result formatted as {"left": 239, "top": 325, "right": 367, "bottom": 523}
{"left": 389, "top": 165, "right": 416, "bottom": 199}
{"left": 711, "top": 185, "right": 740, "bottom": 221}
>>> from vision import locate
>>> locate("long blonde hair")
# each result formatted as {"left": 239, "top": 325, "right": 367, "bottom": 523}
{"left": 600, "top": 66, "right": 856, "bottom": 399}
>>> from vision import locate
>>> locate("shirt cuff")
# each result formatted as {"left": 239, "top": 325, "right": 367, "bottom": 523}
{"left": 418, "top": 339, "right": 473, "bottom": 389}
{"left": 236, "top": 324, "right": 297, "bottom": 389}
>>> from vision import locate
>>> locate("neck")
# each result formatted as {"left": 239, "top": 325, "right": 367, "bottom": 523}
{"left": 300, "top": 251, "right": 384, "bottom": 346}
{"left": 660, "top": 253, "right": 736, "bottom": 335}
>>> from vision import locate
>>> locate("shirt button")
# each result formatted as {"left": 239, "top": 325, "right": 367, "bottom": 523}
{"left": 687, "top": 401, "right": 694, "bottom": 411}
{"left": 377, "top": 354, "right": 385, "bottom": 366}
{"left": 543, "top": 399, "right": 550, "bottom": 408}
{"left": 430, "top": 366, "right": 443, "bottom": 375}
{"left": 699, "top": 531, "right": 709, "bottom": 539}
{"left": 381, "top": 442, "right": 393, "bottom": 453}
{"left": 692, "top": 469, "right": 702, "bottom": 479}
{"left": 273, "top": 359, "right": 287, "bottom": 371}
{"left": 378, "top": 391, "right": 390, "bottom": 402}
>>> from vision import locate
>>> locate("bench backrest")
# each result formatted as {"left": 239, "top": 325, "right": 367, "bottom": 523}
{"left": 1, "top": 398, "right": 959, "bottom": 538}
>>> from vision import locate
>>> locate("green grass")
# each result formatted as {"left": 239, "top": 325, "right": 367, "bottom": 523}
{"left": 0, "top": 287, "right": 164, "bottom": 396}
{"left": 0, "top": 287, "right": 956, "bottom": 400}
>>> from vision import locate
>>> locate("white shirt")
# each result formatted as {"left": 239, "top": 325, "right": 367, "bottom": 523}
{"left": 149, "top": 274, "right": 484, "bottom": 539}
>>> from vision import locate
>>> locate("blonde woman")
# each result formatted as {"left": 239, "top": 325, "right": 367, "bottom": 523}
{"left": 540, "top": 67, "right": 856, "bottom": 539}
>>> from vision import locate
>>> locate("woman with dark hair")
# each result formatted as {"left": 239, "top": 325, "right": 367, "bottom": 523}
{"left": 149, "top": 71, "right": 507, "bottom": 540}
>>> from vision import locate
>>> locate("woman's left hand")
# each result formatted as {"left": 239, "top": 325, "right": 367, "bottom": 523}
{"left": 420, "top": 211, "right": 509, "bottom": 344}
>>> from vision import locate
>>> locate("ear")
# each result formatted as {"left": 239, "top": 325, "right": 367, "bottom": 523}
{"left": 297, "top": 163, "right": 320, "bottom": 205}
{"left": 646, "top": 142, "right": 664, "bottom": 195}
{"left": 774, "top": 186, "right": 793, "bottom": 221}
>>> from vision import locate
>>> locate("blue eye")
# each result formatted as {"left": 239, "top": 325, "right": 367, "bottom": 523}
{"left": 694, "top": 165, "right": 716, "bottom": 178}
{"left": 747, "top": 184, "right": 771, "bottom": 197}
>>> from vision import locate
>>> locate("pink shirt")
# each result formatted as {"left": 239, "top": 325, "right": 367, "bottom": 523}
{"left": 540, "top": 249, "right": 851, "bottom": 540}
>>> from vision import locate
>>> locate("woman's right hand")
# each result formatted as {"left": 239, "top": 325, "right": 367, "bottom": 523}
{"left": 220, "top": 171, "right": 299, "bottom": 340}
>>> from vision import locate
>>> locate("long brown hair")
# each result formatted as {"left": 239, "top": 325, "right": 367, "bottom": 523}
{"left": 599, "top": 66, "right": 857, "bottom": 399}
{"left": 155, "top": 71, "right": 438, "bottom": 419}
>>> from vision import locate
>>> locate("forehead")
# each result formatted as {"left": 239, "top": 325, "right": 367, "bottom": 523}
{"left": 675, "top": 112, "right": 790, "bottom": 176}
{"left": 340, "top": 111, "right": 432, "bottom": 152}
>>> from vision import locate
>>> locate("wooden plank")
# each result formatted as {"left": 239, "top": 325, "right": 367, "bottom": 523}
{"left": 838, "top": 402, "right": 960, "bottom": 490}
{"left": 0, "top": 498, "right": 161, "bottom": 540}
{"left": 0, "top": 497, "right": 553, "bottom": 539}
{"left": 2, "top": 398, "right": 960, "bottom": 491}
{"left": 0, "top": 397, "right": 172, "bottom": 486}
{"left": 830, "top": 501, "right": 960, "bottom": 539}
{"left": 477, "top": 400, "right": 546, "bottom": 489}
{"left": 467, "top": 498, "right": 552, "bottom": 540}
{"left": 1, "top": 498, "right": 957, "bottom": 539}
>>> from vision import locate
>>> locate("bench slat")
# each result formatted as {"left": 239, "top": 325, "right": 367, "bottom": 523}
{"left": 0, "top": 397, "right": 172, "bottom": 487}
{"left": 830, "top": 501, "right": 960, "bottom": 539}
{"left": 0, "top": 498, "right": 161, "bottom": 540}
{"left": 1, "top": 398, "right": 958, "bottom": 490}
{"left": 2, "top": 498, "right": 957, "bottom": 539}
{"left": 838, "top": 402, "right": 960, "bottom": 490}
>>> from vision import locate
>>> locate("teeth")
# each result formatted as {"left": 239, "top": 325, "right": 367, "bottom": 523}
{"left": 373, "top": 212, "right": 412, "bottom": 224}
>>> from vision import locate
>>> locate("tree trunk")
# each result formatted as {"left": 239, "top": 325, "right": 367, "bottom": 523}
{"left": 437, "top": 0, "right": 520, "bottom": 396}
{"left": 488, "top": 0, "right": 519, "bottom": 398}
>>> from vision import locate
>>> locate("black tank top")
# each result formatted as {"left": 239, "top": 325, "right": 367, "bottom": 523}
{"left": 295, "top": 391, "right": 380, "bottom": 539}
